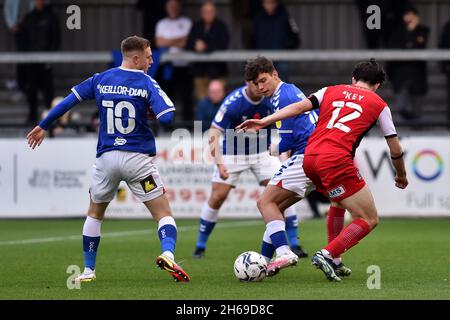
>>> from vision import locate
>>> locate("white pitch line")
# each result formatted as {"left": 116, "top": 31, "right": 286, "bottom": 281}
{"left": 0, "top": 220, "right": 263, "bottom": 246}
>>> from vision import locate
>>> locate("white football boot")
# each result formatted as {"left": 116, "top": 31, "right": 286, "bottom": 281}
{"left": 74, "top": 268, "right": 96, "bottom": 283}
{"left": 267, "top": 250, "right": 299, "bottom": 277}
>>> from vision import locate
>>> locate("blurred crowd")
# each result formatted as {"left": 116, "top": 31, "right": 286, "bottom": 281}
{"left": 3, "top": 0, "right": 450, "bottom": 130}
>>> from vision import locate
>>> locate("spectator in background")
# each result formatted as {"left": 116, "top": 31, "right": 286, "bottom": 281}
{"left": 155, "top": 0, "right": 193, "bottom": 121}
{"left": 355, "top": 0, "right": 411, "bottom": 49}
{"left": 187, "top": 0, "right": 230, "bottom": 101}
{"left": 439, "top": 19, "right": 450, "bottom": 126}
{"left": 3, "top": 0, "right": 34, "bottom": 94}
{"left": 136, "top": 0, "right": 166, "bottom": 46}
{"left": 87, "top": 111, "right": 100, "bottom": 134}
{"left": 252, "top": 0, "right": 300, "bottom": 81}
{"left": 21, "top": 0, "right": 60, "bottom": 123}
{"left": 41, "top": 96, "right": 80, "bottom": 137}
{"left": 195, "top": 80, "right": 226, "bottom": 132}
{"left": 230, "top": 0, "right": 262, "bottom": 49}
{"left": 386, "top": 6, "right": 429, "bottom": 120}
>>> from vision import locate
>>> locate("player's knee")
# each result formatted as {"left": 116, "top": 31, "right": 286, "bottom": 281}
{"left": 89, "top": 188, "right": 112, "bottom": 204}
{"left": 368, "top": 216, "right": 379, "bottom": 230}
{"left": 87, "top": 202, "right": 107, "bottom": 220}
{"left": 256, "top": 197, "right": 268, "bottom": 212}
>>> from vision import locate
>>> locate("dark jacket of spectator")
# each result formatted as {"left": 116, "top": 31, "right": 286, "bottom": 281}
{"left": 356, "top": 0, "right": 411, "bottom": 49}
{"left": 21, "top": 4, "right": 60, "bottom": 51}
{"left": 136, "top": 0, "right": 166, "bottom": 46}
{"left": 195, "top": 98, "right": 222, "bottom": 132}
{"left": 386, "top": 22, "right": 429, "bottom": 95}
{"left": 187, "top": 18, "right": 230, "bottom": 77}
{"left": 252, "top": 4, "right": 300, "bottom": 50}
{"left": 439, "top": 20, "right": 450, "bottom": 74}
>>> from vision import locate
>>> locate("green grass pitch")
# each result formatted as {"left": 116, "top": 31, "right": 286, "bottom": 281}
{"left": 0, "top": 218, "right": 449, "bottom": 300}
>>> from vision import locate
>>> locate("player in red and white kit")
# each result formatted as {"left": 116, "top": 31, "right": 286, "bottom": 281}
{"left": 237, "top": 59, "right": 408, "bottom": 281}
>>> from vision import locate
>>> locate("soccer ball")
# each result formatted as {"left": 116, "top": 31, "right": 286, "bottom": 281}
{"left": 233, "top": 251, "right": 267, "bottom": 282}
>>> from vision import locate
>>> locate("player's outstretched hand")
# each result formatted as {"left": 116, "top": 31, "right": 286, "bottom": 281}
{"left": 26, "top": 126, "right": 46, "bottom": 149}
{"left": 235, "top": 119, "right": 266, "bottom": 133}
{"left": 394, "top": 175, "right": 408, "bottom": 189}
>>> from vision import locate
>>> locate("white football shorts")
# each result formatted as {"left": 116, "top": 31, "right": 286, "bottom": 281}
{"left": 89, "top": 150, "right": 165, "bottom": 203}
{"left": 212, "top": 151, "right": 281, "bottom": 187}
{"left": 268, "top": 154, "right": 315, "bottom": 198}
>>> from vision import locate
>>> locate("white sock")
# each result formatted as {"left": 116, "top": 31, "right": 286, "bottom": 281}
{"left": 266, "top": 220, "right": 291, "bottom": 256}
{"left": 158, "top": 216, "right": 177, "bottom": 260}
{"left": 200, "top": 203, "right": 219, "bottom": 222}
{"left": 262, "top": 230, "right": 273, "bottom": 263}
{"left": 283, "top": 205, "right": 296, "bottom": 218}
{"left": 158, "top": 216, "right": 177, "bottom": 230}
{"left": 333, "top": 257, "right": 342, "bottom": 265}
{"left": 276, "top": 245, "right": 292, "bottom": 256}
{"left": 82, "top": 216, "right": 102, "bottom": 237}
{"left": 263, "top": 229, "right": 272, "bottom": 244}
{"left": 84, "top": 267, "right": 95, "bottom": 274}
{"left": 321, "top": 249, "right": 333, "bottom": 260}
{"left": 163, "top": 251, "right": 174, "bottom": 260}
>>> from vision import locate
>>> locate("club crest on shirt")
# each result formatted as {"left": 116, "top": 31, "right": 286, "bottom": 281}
{"left": 328, "top": 185, "right": 346, "bottom": 198}
{"left": 114, "top": 137, "right": 127, "bottom": 146}
{"left": 140, "top": 175, "right": 157, "bottom": 193}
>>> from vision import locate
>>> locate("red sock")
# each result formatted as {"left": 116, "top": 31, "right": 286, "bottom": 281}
{"left": 327, "top": 207, "right": 346, "bottom": 244}
{"left": 324, "top": 218, "right": 371, "bottom": 258}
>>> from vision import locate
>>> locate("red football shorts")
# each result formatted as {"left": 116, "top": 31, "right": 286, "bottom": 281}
{"left": 303, "top": 153, "right": 366, "bottom": 202}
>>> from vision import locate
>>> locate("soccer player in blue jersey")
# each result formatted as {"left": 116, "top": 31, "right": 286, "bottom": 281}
{"left": 192, "top": 80, "right": 306, "bottom": 258}
{"left": 26, "top": 36, "right": 190, "bottom": 283}
{"left": 241, "top": 56, "right": 340, "bottom": 277}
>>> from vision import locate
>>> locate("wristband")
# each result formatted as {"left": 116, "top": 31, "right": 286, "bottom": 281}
{"left": 391, "top": 152, "right": 404, "bottom": 160}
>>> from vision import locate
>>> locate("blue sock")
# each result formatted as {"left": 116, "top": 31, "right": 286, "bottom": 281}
{"left": 261, "top": 241, "right": 275, "bottom": 261}
{"left": 83, "top": 236, "right": 100, "bottom": 270}
{"left": 270, "top": 231, "right": 289, "bottom": 249}
{"left": 196, "top": 218, "right": 216, "bottom": 250}
{"left": 158, "top": 223, "right": 177, "bottom": 254}
{"left": 285, "top": 215, "right": 299, "bottom": 247}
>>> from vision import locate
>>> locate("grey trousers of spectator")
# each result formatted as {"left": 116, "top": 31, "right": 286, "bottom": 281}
{"left": 394, "top": 86, "right": 424, "bottom": 119}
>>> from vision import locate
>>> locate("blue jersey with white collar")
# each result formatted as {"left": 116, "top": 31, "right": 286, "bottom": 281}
{"left": 269, "top": 82, "right": 318, "bottom": 155}
{"left": 72, "top": 67, "right": 175, "bottom": 157}
{"left": 212, "top": 86, "right": 272, "bottom": 155}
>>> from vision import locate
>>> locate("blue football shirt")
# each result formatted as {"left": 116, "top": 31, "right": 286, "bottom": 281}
{"left": 212, "top": 86, "right": 272, "bottom": 155}
{"left": 269, "top": 82, "right": 318, "bottom": 155}
{"left": 72, "top": 67, "right": 175, "bottom": 157}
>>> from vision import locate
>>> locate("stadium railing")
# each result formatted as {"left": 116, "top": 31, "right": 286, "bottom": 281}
{"left": 1, "top": 49, "right": 450, "bottom": 63}
{"left": 1, "top": 50, "right": 449, "bottom": 129}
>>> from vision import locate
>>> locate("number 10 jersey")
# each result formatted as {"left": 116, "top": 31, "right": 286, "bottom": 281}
{"left": 72, "top": 67, "right": 175, "bottom": 157}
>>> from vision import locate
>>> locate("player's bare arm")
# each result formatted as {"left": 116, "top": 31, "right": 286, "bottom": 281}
{"left": 26, "top": 125, "right": 46, "bottom": 149}
{"left": 208, "top": 126, "right": 228, "bottom": 179}
{"left": 236, "top": 98, "right": 313, "bottom": 132}
{"left": 386, "top": 136, "right": 408, "bottom": 189}
{"left": 25, "top": 88, "right": 82, "bottom": 150}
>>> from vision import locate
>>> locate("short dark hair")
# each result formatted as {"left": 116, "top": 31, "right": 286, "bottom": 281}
{"left": 352, "top": 59, "right": 385, "bottom": 85}
{"left": 121, "top": 36, "right": 150, "bottom": 54}
{"left": 244, "top": 56, "right": 276, "bottom": 81}
{"left": 404, "top": 5, "right": 418, "bottom": 15}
